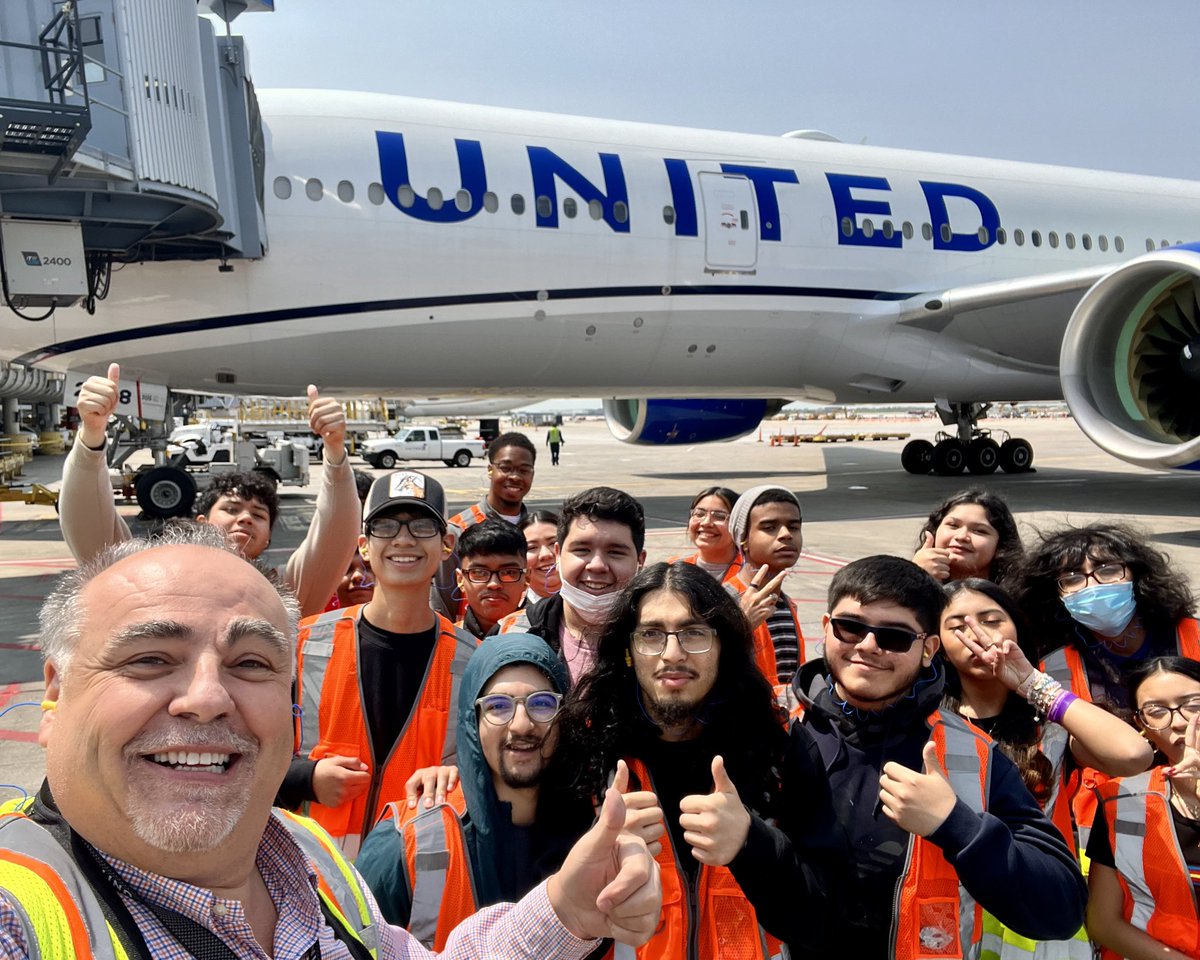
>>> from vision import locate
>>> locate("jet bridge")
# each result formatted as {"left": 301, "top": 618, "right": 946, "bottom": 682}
{"left": 0, "top": 0, "right": 269, "bottom": 322}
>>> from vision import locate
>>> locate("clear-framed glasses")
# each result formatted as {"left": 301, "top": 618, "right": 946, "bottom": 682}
{"left": 365, "top": 516, "right": 443, "bottom": 539}
{"left": 475, "top": 691, "right": 563, "bottom": 725}
{"left": 827, "top": 616, "right": 925, "bottom": 654}
{"left": 462, "top": 566, "right": 526, "bottom": 584}
{"left": 492, "top": 462, "right": 534, "bottom": 478}
{"left": 689, "top": 508, "right": 730, "bottom": 523}
{"left": 1136, "top": 698, "right": 1200, "bottom": 730}
{"left": 1056, "top": 562, "right": 1128, "bottom": 595}
{"left": 631, "top": 626, "right": 717, "bottom": 656}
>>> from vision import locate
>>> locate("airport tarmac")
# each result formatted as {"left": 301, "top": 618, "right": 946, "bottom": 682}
{"left": 0, "top": 415, "right": 1197, "bottom": 800}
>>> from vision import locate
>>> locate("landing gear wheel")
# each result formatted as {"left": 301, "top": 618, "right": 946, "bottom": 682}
{"left": 135, "top": 467, "right": 197, "bottom": 519}
{"left": 932, "top": 439, "right": 966, "bottom": 476}
{"left": 966, "top": 437, "right": 1000, "bottom": 475}
{"left": 453, "top": 449, "right": 471, "bottom": 468}
{"left": 999, "top": 438, "right": 1034, "bottom": 473}
{"left": 379, "top": 452, "right": 397, "bottom": 469}
{"left": 901, "top": 439, "right": 934, "bottom": 474}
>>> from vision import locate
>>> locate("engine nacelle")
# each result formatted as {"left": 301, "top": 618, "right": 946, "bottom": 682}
{"left": 1061, "top": 245, "right": 1200, "bottom": 471}
{"left": 603, "top": 398, "right": 784, "bottom": 445}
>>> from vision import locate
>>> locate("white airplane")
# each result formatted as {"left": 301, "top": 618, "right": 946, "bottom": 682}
{"left": 5, "top": 88, "right": 1200, "bottom": 475}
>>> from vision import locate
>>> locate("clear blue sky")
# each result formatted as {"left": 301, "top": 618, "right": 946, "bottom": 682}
{"left": 214, "top": 0, "right": 1200, "bottom": 180}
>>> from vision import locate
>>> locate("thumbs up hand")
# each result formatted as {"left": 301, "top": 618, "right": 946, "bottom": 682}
{"left": 913, "top": 530, "right": 952, "bottom": 581}
{"left": 613, "top": 759, "right": 666, "bottom": 857}
{"left": 76, "top": 362, "right": 121, "bottom": 448}
{"left": 678, "top": 755, "right": 751, "bottom": 866}
{"left": 879, "top": 740, "right": 958, "bottom": 837}
{"left": 307, "top": 384, "right": 347, "bottom": 460}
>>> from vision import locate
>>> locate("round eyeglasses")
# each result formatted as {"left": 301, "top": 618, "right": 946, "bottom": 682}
{"left": 1056, "top": 562, "right": 1128, "bottom": 595}
{"left": 475, "top": 691, "right": 563, "bottom": 725}
{"left": 1136, "top": 698, "right": 1200, "bottom": 730}
{"left": 630, "top": 626, "right": 717, "bottom": 656}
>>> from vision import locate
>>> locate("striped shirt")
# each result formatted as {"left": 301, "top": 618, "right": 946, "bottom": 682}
{"left": 766, "top": 592, "right": 800, "bottom": 686}
{"left": 0, "top": 814, "right": 597, "bottom": 960}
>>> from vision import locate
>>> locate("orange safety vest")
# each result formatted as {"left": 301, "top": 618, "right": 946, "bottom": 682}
{"left": 620, "top": 757, "right": 786, "bottom": 960}
{"left": 1041, "top": 616, "right": 1200, "bottom": 854}
{"left": 377, "top": 788, "right": 475, "bottom": 952}
{"left": 295, "top": 605, "right": 477, "bottom": 857}
{"left": 723, "top": 578, "right": 806, "bottom": 687}
{"left": 668, "top": 550, "right": 746, "bottom": 586}
{"left": 1094, "top": 766, "right": 1200, "bottom": 960}
{"left": 447, "top": 502, "right": 491, "bottom": 619}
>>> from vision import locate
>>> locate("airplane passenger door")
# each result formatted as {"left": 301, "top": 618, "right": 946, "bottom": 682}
{"left": 699, "top": 173, "right": 758, "bottom": 272}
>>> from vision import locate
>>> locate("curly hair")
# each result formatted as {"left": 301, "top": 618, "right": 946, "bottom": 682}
{"left": 556, "top": 562, "right": 787, "bottom": 817}
{"left": 1019, "top": 522, "right": 1196, "bottom": 657}
{"left": 940, "top": 579, "right": 1053, "bottom": 803}
{"left": 194, "top": 470, "right": 280, "bottom": 528}
{"left": 916, "top": 488, "right": 1023, "bottom": 590}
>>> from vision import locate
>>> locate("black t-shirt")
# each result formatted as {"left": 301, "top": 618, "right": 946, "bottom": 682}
{"left": 357, "top": 614, "right": 441, "bottom": 768}
{"left": 1086, "top": 787, "right": 1200, "bottom": 900}
{"left": 637, "top": 734, "right": 723, "bottom": 880}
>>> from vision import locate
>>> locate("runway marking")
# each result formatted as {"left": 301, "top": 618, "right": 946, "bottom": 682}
{"left": 0, "top": 730, "right": 39, "bottom": 744}
{"left": 0, "top": 685, "right": 22, "bottom": 710}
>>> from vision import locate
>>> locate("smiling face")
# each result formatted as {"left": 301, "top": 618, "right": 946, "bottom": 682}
{"left": 556, "top": 515, "right": 644, "bottom": 597}
{"left": 743, "top": 500, "right": 802, "bottom": 574}
{"left": 487, "top": 444, "right": 535, "bottom": 512}
{"left": 939, "top": 589, "right": 1018, "bottom": 682}
{"left": 336, "top": 550, "right": 374, "bottom": 608}
{"left": 823, "top": 596, "right": 940, "bottom": 711}
{"left": 198, "top": 494, "right": 272, "bottom": 560}
{"left": 477, "top": 664, "right": 560, "bottom": 791}
{"left": 39, "top": 545, "right": 294, "bottom": 871}
{"left": 630, "top": 588, "right": 721, "bottom": 735}
{"left": 523, "top": 520, "right": 560, "bottom": 597}
{"left": 1133, "top": 669, "right": 1200, "bottom": 765}
{"left": 360, "top": 508, "right": 453, "bottom": 593}
{"left": 687, "top": 495, "right": 736, "bottom": 561}
{"left": 934, "top": 504, "right": 1000, "bottom": 580}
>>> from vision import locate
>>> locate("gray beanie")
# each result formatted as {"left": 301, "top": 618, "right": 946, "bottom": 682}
{"left": 728, "top": 484, "right": 803, "bottom": 546}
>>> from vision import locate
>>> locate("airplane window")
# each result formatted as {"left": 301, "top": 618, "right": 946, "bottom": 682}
{"left": 511, "top": 194, "right": 526, "bottom": 215}
{"left": 1065, "top": 233, "right": 1076, "bottom": 250}
{"left": 1098, "top": 235, "right": 1108, "bottom": 251}
{"left": 1031, "top": 230, "right": 1042, "bottom": 247}
{"left": 536, "top": 195, "right": 552, "bottom": 218}
{"left": 862, "top": 218, "right": 874, "bottom": 238}
{"left": 922, "top": 223, "right": 932, "bottom": 241}
{"left": 613, "top": 201, "right": 629, "bottom": 223}
{"left": 1146, "top": 238, "right": 1155, "bottom": 251}
{"left": 663, "top": 205, "right": 676, "bottom": 225}
{"left": 1048, "top": 231, "right": 1058, "bottom": 248}
{"left": 305, "top": 178, "right": 323, "bottom": 201}
{"left": 840, "top": 217, "right": 853, "bottom": 238}
{"left": 902, "top": 221, "right": 913, "bottom": 240}
{"left": 977, "top": 226, "right": 989, "bottom": 244}
{"left": 1014, "top": 229, "right": 1025, "bottom": 246}
{"left": 368, "top": 183, "right": 385, "bottom": 205}
{"left": 272, "top": 176, "right": 292, "bottom": 200}
{"left": 882, "top": 220, "right": 894, "bottom": 239}
{"left": 427, "top": 188, "right": 444, "bottom": 211}
{"left": 455, "top": 190, "right": 471, "bottom": 213}
{"left": 337, "top": 180, "right": 354, "bottom": 203}
{"left": 1161, "top": 239, "right": 1169, "bottom": 248}
{"left": 1082, "top": 234, "right": 1092, "bottom": 250}
{"left": 398, "top": 185, "right": 416, "bottom": 208}
{"left": 564, "top": 198, "right": 578, "bottom": 218}
{"left": 483, "top": 192, "right": 499, "bottom": 213}
{"left": 589, "top": 199, "right": 603, "bottom": 220}
{"left": 939, "top": 223, "right": 952, "bottom": 244}
{"left": 740, "top": 210, "right": 749, "bottom": 230}
{"left": 1114, "top": 236, "right": 1124, "bottom": 252}
{"left": 996, "top": 227, "right": 1007, "bottom": 245}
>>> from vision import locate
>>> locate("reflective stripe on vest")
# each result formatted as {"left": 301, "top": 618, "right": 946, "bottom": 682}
{"left": 404, "top": 802, "right": 476, "bottom": 951}
{"left": 275, "top": 809, "right": 380, "bottom": 957}
{"left": 892, "top": 709, "right": 990, "bottom": 960}
{"left": 498, "top": 609, "right": 532, "bottom": 634}
{"left": 296, "top": 607, "right": 474, "bottom": 857}
{"left": 622, "top": 758, "right": 786, "bottom": 960}
{"left": 449, "top": 503, "right": 489, "bottom": 533}
{"left": 722, "top": 579, "right": 781, "bottom": 685}
{"left": 979, "top": 911, "right": 1091, "bottom": 960}
{"left": 1096, "top": 766, "right": 1200, "bottom": 960}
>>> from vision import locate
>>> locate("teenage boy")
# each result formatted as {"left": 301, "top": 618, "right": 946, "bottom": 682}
{"left": 455, "top": 520, "right": 529, "bottom": 640}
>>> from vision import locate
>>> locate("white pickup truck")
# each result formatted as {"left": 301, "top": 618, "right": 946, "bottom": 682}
{"left": 361, "top": 427, "right": 488, "bottom": 469}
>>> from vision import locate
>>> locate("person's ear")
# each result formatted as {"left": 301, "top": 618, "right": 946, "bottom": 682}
{"left": 38, "top": 663, "right": 62, "bottom": 747}
{"left": 922, "top": 633, "right": 941, "bottom": 663}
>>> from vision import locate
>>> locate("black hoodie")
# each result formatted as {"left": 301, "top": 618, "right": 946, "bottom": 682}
{"left": 728, "top": 658, "right": 1085, "bottom": 958}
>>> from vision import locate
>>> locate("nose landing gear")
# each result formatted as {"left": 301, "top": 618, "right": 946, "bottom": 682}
{"left": 901, "top": 401, "right": 1035, "bottom": 476}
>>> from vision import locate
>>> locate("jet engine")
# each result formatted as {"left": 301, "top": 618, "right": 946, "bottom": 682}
{"left": 1061, "top": 245, "right": 1200, "bottom": 471}
{"left": 603, "top": 399, "right": 786, "bottom": 445}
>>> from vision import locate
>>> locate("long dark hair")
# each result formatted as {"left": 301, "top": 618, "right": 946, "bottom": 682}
{"left": 557, "top": 562, "right": 787, "bottom": 816}
{"left": 1126, "top": 656, "right": 1200, "bottom": 765}
{"left": 1020, "top": 522, "right": 1196, "bottom": 657}
{"left": 916, "top": 488, "right": 1023, "bottom": 589}
{"left": 940, "top": 578, "right": 1053, "bottom": 803}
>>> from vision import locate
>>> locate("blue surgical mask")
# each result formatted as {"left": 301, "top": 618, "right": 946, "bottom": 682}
{"left": 1061, "top": 581, "right": 1137, "bottom": 636}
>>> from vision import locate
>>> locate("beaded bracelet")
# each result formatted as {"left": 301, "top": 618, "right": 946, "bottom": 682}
{"left": 1031, "top": 680, "right": 1065, "bottom": 716}
{"left": 1015, "top": 669, "right": 1046, "bottom": 700}
{"left": 1045, "top": 691, "right": 1078, "bottom": 726}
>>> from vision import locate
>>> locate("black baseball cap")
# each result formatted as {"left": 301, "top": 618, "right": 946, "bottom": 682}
{"left": 363, "top": 471, "right": 447, "bottom": 527}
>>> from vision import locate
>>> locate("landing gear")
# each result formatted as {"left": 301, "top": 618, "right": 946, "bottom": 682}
{"left": 900, "top": 401, "right": 1035, "bottom": 475}
{"left": 135, "top": 466, "right": 197, "bottom": 519}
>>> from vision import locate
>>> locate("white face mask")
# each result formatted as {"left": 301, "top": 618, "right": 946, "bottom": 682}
{"left": 558, "top": 578, "right": 621, "bottom": 624}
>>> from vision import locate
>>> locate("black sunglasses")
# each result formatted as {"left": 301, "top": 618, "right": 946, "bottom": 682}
{"left": 828, "top": 616, "right": 926, "bottom": 654}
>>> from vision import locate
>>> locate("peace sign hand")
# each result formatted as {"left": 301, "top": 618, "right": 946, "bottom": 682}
{"left": 1166, "top": 712, "right": 1200, "bottom": 781}
{"left": 952, "top": 615, "right": 1033, "bottom": 692}
{"left": 740, "top": 565, "right": 787, "bottom": 630}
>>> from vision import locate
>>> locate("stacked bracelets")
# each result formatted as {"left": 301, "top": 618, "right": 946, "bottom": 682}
{"left": 1015, "top": 669, "right": 1078, "bottom": 725}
